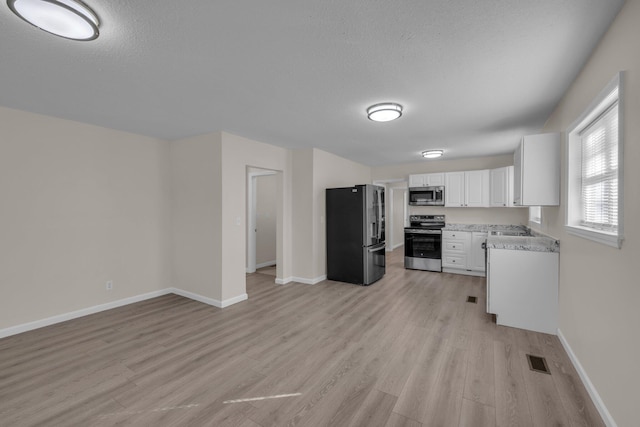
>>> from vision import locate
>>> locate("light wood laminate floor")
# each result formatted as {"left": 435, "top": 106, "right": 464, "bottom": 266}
{"left": 0, "top": 249, "right": 604, "bottom": 426}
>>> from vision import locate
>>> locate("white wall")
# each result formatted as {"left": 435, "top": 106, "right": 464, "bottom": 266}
{"left": 291, "top": 149, "right": 315, "bottom": 281}
{"left": 290, "top": 148, "right": 373, "bottom": 281}
{"left": 290, "top": 148, "right": 372, "bottom": 282}
{"left": 408, "top": 206, "right": 528, "bottom": 225}
{"left": 0, "top": 106, "right": 171, "bottom": 330}
{"left": 312, "top": 149, "right": 372, "bottom": 280}
{"left": 220, "top": 132, "right": 292, "bottom": 298}
{"left": 536, "top": 2, "right": 640, "bottom": 425}
{"left": 169, "top": 133, "right": 223, "bottom": 301}
{"left": 373, "top": 154, "right": 529, "bottom": 226}
{"left": 373, "top": 154, "right": 515, "bottom": 178}
{"left": 171, "top": 132, "right": 292, "bottom": 303}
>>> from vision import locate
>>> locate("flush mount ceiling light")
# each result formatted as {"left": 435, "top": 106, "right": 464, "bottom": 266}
{"left": 367, "top": 103, "right": 403, "bottom": 122}
{"left": 422, "top": 150, "right": 444, "bottom": 159}
{"left": 7, "top": 0, "right": 100, "bottom": 41}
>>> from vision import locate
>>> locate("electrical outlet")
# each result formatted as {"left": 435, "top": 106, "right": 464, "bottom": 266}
{"left": 106, "top": 280, "right": 113, "bottom": 291}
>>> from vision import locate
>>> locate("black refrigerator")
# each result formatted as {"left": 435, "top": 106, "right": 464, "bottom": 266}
{"left": 326, "top": 184, "right": 386, "bottom": 285}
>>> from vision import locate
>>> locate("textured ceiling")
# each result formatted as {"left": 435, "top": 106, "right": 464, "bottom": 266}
{"left": 0, "top": 0, "right": 625, "bottom": 166}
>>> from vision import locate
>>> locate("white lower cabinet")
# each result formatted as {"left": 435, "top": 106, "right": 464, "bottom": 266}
{"left": 442, "top": 230, "right": 487, "bottom": 277}
{"left": 487, "top": 248, "right": 558, "bottom": 334}
{"left": 470, "top": 232, "right": 488, "bottom": 271}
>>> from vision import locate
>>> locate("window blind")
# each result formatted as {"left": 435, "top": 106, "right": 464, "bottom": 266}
{"left": 580, "top": 102, "right": 618, "bottom": 231}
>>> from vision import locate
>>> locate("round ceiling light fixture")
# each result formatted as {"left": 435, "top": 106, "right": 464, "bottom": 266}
{"left": 367, "top": 102, "right": 403, "bottom": 122}
{"left": 422, "top": 150, "right": 444, "bottom": 159}
{"left": 7, "top": 0, "right": 100, "bottom": 41}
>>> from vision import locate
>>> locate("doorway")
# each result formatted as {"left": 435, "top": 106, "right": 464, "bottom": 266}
{"left": 373, "top": 180, "right": 408, "bottom": 252}
{"left": 247, "top": 168, "right": 278, "bottom": 275}
{"left": 390, "top": 187, "right": 408, "bottom": 250}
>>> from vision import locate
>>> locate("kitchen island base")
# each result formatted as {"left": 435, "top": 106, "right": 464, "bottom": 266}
{"left": 487, "top": 248, "right": 559, "bottom": 335}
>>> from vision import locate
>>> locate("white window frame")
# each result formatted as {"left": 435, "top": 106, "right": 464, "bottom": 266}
{"left": 529, "top": 206, "right": 542, "bottom": 225}
{"left": 565, "top": 72, "right": 624, "bottom": 248}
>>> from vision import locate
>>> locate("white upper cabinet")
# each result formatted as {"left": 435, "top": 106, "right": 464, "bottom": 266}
{"left": 408, "top": 174, "right": 424, "bottom": 187}
{"left": 408, "top": 173, "right": 444, "bottom": 187}
{"left": 513, "top": 133, "right": 560, "bottom": 206}
{"left": 490, "top": 166, "right": 514, "bottom": 207}
{"left": 465, "top": 170, "right": 490, "bottom": 207}
{"left": 445, "top": 172, "right": 465, "bottom": 206}
{"left": 445, "top": 170, "right": 489, "bottom": 207}
{"left": 426, "top": 173, "right": 445, "bottom": 186}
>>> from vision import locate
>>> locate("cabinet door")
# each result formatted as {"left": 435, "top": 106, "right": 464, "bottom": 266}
{"left": 442, "top": 254, "right": 467, "bottom": 269}
{"left": 426, "top": 173, "right": 445, "bottom": 186}
{"left": 465, "top": 170, "right": 489, "bottom": 207}
{"left": 445, "top": 172, "right": 465, "bottom": 207}
{"left": 470, "top": 232, "right": 487, "bottom": 272}
{"left": 442, "top": 231, "right": 471, "bottom": 269}
{"left": 513, "top": 143, "right": 523, "bottom": 205}
{"left": 490, "top": 167, "right": 511, "bottom": 207}
{"left": 513, "top": 133, "right": 560, "bottom": 206}
{"left": 486, "top": 250, "right": 492, "bottom": 312}
{"left": 408, "top": 174, "right": 426, "bottom": 187}
{"left": 443, "top": 239, "right": 467, "bottom": 254}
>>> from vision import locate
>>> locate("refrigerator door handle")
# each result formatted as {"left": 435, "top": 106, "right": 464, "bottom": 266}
{"left": 377, "top": 195, "right": 383, "bottom": 240}
{"left": 376, "top": 188, "right": 384, "bottom": 240}
{"left": 367, "top": 244, "right": 386, "bottom": 253}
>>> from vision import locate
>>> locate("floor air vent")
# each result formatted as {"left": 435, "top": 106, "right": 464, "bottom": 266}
{"left": 526, "top": 354, "right": 551, "bottom": 374}
{"left": 466, "top": 296, "right": 477, "bottom": 304}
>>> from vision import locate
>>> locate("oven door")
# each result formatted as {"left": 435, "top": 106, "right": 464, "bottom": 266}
{"left": 404, "top": 229, "right": 442, "bottom": 271}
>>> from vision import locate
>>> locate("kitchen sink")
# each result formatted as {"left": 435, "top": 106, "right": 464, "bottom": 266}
{"left": 490, "top": 230, "right": 530, "bottom": 237}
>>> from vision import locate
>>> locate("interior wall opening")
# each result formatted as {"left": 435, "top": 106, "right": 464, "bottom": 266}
{"left": 246, "top": 167, "right": 279, "bottom": 280}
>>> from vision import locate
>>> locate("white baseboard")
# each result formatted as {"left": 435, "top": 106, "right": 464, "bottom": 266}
{"left": 246, "top": 261, "right": 276, "bottom": 273}
{"left": 0, "top": 287, "right": 249, "bottom": 339}
{"left": 169, "top": 288, "right": 247, "bottom": 308}
{"left": 256, "top": 260, "right": 276, "bottom": 269}
{"left": 274, "top": 275, "right": 327, "bottom": 285}
{"left": 292, "top": 275, "right": 327, "bottom": 285}
{"left": 0, "top": 289, "right": 172, "bottom": 339}
{"left": 219, "top": 293, "right": 248, "bottom": 308}
{"left": 557, "top": 328, "right": 617, "bottom": 427}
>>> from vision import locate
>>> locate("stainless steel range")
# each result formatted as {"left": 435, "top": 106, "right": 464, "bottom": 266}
{"left": 404, "top": 215, "right": 445, "bottom": 272}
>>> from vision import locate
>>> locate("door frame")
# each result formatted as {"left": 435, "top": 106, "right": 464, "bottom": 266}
{"left": 373, "top": 179, "right": 407, "bottom": 252}
{"left": 247, "top": 169, "right": 277, "bottom": 273}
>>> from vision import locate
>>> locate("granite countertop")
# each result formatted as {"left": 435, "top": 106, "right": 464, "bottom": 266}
{"left": 443, "top": 223, "right": 560, "bottom": 253}
{"left": 442, "top": 223, "right": 527, "bottom": 233}
{"left": 486, "top": 235, "right": 560, "bottom": 253}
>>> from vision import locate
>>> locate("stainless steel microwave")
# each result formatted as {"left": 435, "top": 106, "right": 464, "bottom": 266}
{"left": 408, "top": 186, "right": 445, "bottom": 206}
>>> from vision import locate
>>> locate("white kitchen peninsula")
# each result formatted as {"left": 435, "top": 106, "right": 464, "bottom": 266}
{"left": 486, "top": 234, "right": 559, "bottom": 335}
